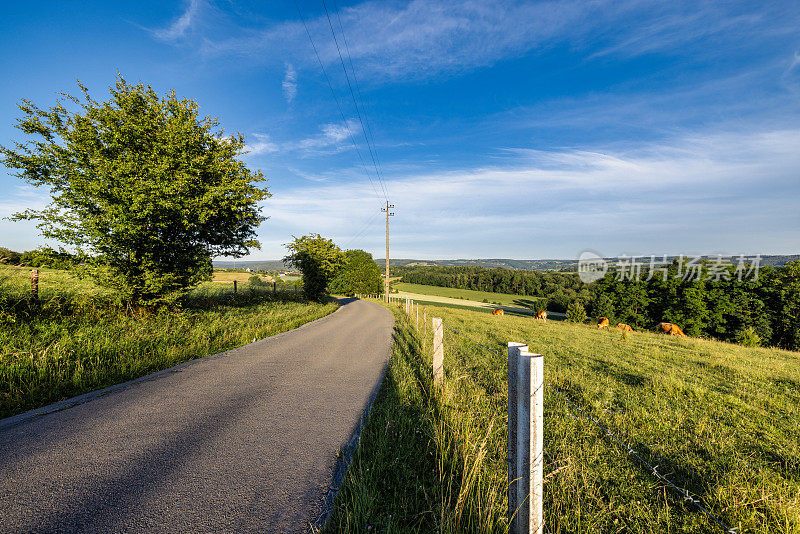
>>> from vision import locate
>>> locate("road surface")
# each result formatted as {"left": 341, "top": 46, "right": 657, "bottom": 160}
{"left": 0, "top": 298, "right": 393, "bottom": 533}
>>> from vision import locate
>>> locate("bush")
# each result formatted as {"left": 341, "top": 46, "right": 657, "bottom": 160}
{"left": 566, "top": 301, "right": 587, "bottom": 323}
{"left": 735, "top": 326, "right": 762, "bottom": 347}
{"left": 0, "top": 247, "right": 21, "bottom": 265}
{"left": 328, "top": 249, "right": 383, "bottom": 296}
{"left": 248, "top": 275, "right": 268, "bottom": 288}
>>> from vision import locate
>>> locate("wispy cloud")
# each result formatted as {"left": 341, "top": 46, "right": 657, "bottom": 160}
{"left": 282, "top": 63, "right": 297, "bottom": 104}
{"left": 185, "top": 0, "right": 799, "bottom": 83}
{"left": 257, "top": 127, "right": 800, "bottom": 258}
{"left": 153, "top": 0, "right": 201, "bottom": 41}
{"left": 245, "top": 133, "right": 279, "bottom": 157}
{"left": 245, "top": 119, "right": 361, "bottom": 159}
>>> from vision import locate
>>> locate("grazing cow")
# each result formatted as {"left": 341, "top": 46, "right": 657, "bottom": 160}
{"left": 492, "top": 308, "right": 504, "bottom": 316}
{"left": 658, "top": 322, "right": 686, "bottom": 336}
{"left": 617, "top": 323, "right": 633, "bottom": 332}
{"left": 535, "top": 310, "right": 548, "bottom": 321}
{"left": 597, "top": 317, "right": 610, "bottom": 329}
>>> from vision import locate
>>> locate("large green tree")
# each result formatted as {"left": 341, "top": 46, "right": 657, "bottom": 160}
{"left": 283, "top": 234, "right": 344, "bottom": 301}
{"left": 0, "top": 77, "right": 269, "bottom": 305}
{"left": 329, "top": 249, "right": 383, "bottom": 296}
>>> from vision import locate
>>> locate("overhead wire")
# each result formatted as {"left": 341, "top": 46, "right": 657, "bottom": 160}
{"left": 321, "top": 0, "right": 389, "bottom": 200}
{"left": 342, "top": 208, "right": 380, "bottom": 249}
{"left": 293, "top": 0, "right": 385, "bottom": 203}
{"left": 331, "top": 0, "right": 386, "bottom": 196}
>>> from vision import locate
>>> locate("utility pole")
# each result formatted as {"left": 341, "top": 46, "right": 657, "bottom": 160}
{"left": 382, "top": 200, "right": 394, "bottom": 302}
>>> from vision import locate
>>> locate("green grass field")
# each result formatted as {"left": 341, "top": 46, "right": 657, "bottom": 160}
{"left": 0, "top": 266, "right": 337, "bottom": 418}
{"left": 393, "top": 282, "right": 545, "bottom": 308}
{"left": 328, "top": 300, "right": 800, "bottom": 533}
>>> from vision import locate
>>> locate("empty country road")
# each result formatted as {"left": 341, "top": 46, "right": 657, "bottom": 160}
{"left": 0, "top": 298, "right": 393, "bottom": 533}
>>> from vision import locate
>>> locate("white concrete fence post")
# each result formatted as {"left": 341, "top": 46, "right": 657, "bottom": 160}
{"left": 432, "top": 317, "right": 444, "bottom": 384}
{"left": 508, "top": 343, "right": 544, "bottom": 534}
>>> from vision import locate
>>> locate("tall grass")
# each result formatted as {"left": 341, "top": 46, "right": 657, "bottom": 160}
{"left": 328, "top": 300, "right": 800, "bottom": 533}
{"left": 0, "top": 266, "right": 337, "bottom": 418}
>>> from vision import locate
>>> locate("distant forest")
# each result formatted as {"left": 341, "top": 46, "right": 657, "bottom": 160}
{"left": 394, "top": 265, "right": 591, "bottom": 312}
{"left": 395, "top": 261, "right": 800, "bottom": 351}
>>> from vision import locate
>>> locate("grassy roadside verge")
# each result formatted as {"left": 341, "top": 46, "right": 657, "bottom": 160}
{"left": 0, "top": 267, "right": 337, "bottom": 418}
{"left": 325, "top": 302, "right": 507, "bottom": 533}
{"left": 326, "top": 301, "right": 800, "bottom": 533}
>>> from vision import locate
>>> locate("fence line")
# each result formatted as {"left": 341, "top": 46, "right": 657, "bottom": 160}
{"left": 545, "top": 383, "right": 737, "bottom": 534}
{"left": 393, "top": 298, "right": 737, "bottom": 534}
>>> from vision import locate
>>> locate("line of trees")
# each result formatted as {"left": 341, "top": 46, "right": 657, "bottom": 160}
{"left": 395, "top": 261, "right": 800, "bottom": 350}
{"left": 394, "top": 265, "right": 591, "bottom": 312}
{"left": 284, "top": 234, "right": 383, "bottom": 301}
{"left": 591, "top": 259, "right": 800, "bottom": 350}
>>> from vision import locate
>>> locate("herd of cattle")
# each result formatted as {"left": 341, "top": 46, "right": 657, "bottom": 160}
{"left": 490, "top": 308, "right": 686, "bottom": 337}
{"left": 596, "top": 316, "right": 686, "bottom": 336}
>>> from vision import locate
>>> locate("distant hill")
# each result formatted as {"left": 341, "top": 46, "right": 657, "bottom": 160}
{"left": 215, "top": 255, "right": 799, "bottom": 272}
{"left": 375, "top": 258, "right": 579, "bottom": 270}
{"left": 378, "top": 255, "right": 800, "bottom": 270}
{"left": 213, "top": 260, "right": 288, "bottom": 271}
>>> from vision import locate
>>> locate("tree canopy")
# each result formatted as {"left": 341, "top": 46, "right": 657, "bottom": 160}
{"left": 329, "top": 249, "right": 383, "bottom": 296}
{"left": 0, "top": 77, "right": 269, "bottom": 305}
{"left": 283, "top": 234, "right": 344, "bottom": 301}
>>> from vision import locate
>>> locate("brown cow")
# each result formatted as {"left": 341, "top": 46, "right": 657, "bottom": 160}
{"left": 535, "top": 310, "right": 548, "bottom": 321}
{"left": 617, "top": 323, "right": 633, "bottom": 332}
{"left": 597, "top": 316, "right": 610, "bottom": 329}
{"left": 658, "top": 322, "right": 686, "bottom": 336}
{"left": 492, "top": 308, "right": 504, "bottom": 316}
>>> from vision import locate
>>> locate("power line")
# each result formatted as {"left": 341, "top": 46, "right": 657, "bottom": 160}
{"left": 321, "top": 0, "right": 389, "bottom": 200}
{"left": 333, "top": 0, "right": 388, "bottom": 189}
{"left": 342, "top": 208, "right": 380, "bottom": 249}
{"left": 293, "top": 0, "right": 385, "bottom": 203}
{"left": 331, "top": 0, "right": 386, "bottom": 196}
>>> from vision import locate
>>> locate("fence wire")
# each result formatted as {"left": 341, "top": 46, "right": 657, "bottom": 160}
{"left": 547, "top": 383, "right": 737, "bottom": 533}
{"left": 418, "top": 310, "right": 738, "bottom": 534}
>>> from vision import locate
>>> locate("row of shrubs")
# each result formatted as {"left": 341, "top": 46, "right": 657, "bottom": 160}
{"left": 0, "top": 246, "right": 82, "bottom": 270}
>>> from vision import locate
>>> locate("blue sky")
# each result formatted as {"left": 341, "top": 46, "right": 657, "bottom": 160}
{"left": 1, "top": 0, "right": 799, "bottom": 260}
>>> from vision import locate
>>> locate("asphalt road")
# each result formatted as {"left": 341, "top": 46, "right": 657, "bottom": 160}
{"left": 0, "top": 298, "right": 393, "bottom": 533}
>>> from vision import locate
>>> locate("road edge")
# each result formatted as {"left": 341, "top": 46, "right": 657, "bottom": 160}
{"left": 310, "top": 299, "right": 395, "bottom": 533}
{"left": 0, "top": 298, "right": 347, "bottom": 432}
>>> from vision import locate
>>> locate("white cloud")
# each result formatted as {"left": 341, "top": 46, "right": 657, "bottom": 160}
{"left": 245, "top": 133, "right": 279, "bottom": 157}
{"left": 189, "top": 1, "right": 799, "bottom": 83}
{"left": 244, "top": 120, "right": 361, "bottom": 159}
{"left": 290, "top": 119, "right": 361, "bottom": 155}
{"left": 253, "top": 128, "right": 800, "bottom": 258}
{"left": 153, "top": 0, "right": 201, "bottom": 41}
{"left": 282, "top": 63, "right": 297, "bottom": 104}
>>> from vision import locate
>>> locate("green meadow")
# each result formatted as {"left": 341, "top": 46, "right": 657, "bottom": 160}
{"left": 393, "top": 282, "right": 544, "bottom": 308}
{"left": 327, "top": 300, "right": 800, "bottom": 533}
{"left": 0, "top": 266, "right": 336, "bottom": 418}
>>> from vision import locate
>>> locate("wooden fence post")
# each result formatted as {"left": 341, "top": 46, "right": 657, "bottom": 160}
{"left": 508, "top": 343, "right": 544, "bottom": 534}
{"left": 432, "top": 317, "right": 443, "bottom": 384}
{"left": 31, "top": 269, "right": 39, "bottom": 301}
{"left": 416, "top": 304, "right": 419, "bottom": 330}
{"left": 233, "top": 280, "right": 238, "bottom": 294}
{"left": 273, "top": 281, "right": 276, "bottom": 295}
